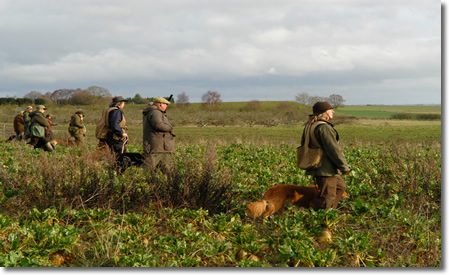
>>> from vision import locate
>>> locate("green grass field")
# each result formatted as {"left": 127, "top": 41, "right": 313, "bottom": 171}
{"left": 0, "top": 102, "right": 441, "bottom": 267}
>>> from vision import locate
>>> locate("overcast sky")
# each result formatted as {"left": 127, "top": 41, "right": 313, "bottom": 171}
{"left": 0, "top": 0, "right": 441, "bottom": 105}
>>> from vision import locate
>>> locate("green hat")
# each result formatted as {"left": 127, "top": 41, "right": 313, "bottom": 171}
{"left": 153, "top": 97, "right": 171, "bottom": 105}
{"left": 36, "top": 105, "right": 47, "bottom": 110}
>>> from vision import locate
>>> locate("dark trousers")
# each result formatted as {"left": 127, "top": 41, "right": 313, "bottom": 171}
{"left": 314, "top": 175, "right": 346, "bottom": 211}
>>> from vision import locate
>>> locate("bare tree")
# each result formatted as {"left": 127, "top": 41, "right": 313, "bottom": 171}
{"left": 307, "top": 96, "right": 325, "bottom": 106}
{"left": 24, "top": 91, "right": 43, "bottom": 101}
{"left": 86, "top": 86, "right": 111, "bottom": 98}
{"left": 328, "top": 94, "right": 345, "bottom": 108}
{"left": 201, "top": 90, "right": 222, "bottom": 106}
{"left": 177, "top": 92, "right": 190, "bottom": 104}
{"left": 295, "top": 92, "right": 310, "bottom": 105}
{"left": 48, "top": 89, "right": 77, "bottom": 104}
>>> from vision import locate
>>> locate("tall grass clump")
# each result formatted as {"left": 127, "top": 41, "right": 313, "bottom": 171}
{"left": 122, "top": 144, "right": 237, "bottom": 215}
{"left": 0, "top": 142, "right": 237, "bottom": 218}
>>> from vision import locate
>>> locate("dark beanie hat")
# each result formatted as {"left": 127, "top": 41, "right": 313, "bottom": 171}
{"left": 312, "top": 101, "right": 333, "bottom": 115}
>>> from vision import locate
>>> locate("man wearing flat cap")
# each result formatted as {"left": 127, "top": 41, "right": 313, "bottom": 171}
{"left": 105, "top": 96, "right": 129, "bottom": 155}
{"left": 300, "top": 101, "right": 350, "bottom": 211}
{"left": 142, "top": 96, "right": 175, "bottom": 171}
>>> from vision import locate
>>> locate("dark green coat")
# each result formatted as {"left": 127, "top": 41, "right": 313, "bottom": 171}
{"left": 142, "top": 104, "right": 175, "bottom": 154}
{"left": 30, "top": 111, "right": 50, "bottom": 128}
{"left": 302, "top": 119, "right": 350, "bottom": 177}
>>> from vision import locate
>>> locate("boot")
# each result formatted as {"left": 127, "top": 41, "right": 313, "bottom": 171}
{"left": 44, "top": 142, "right": 54, "bottom": 152}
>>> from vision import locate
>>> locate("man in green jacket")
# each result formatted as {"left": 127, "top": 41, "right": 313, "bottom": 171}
{"left": 28, "top": 105, "right": 54, "bottom": 152}
{"left": 142, "top": 96, "right": 175, "bottom": 171}
{"left": 69, "top": 111, "right": 86, "bottom": 144}
{"left": 301, "top": 101, "right": 350, "bottom": 210}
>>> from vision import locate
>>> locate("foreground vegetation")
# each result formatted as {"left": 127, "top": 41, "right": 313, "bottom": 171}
{"left": 0, "top": 103, "right": 441, "bottom": 267}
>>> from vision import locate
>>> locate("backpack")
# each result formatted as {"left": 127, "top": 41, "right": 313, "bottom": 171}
{"left": 95, "top": 107, "right": 117, "bottom": 140}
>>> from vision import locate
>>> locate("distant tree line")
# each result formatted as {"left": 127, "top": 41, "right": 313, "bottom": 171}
{"left": 0, "top": 86, "right": 172, "bottom": 106}
{"left": 0, "top": 97, "right": 33, "bottom": 106}
{"left": 2, "top": 88, "right": 344, "bottom": 108}
{"left": 0, "top": 87, "right": 225, "bottom": 107}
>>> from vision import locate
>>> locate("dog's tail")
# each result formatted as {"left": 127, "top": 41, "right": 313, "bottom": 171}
{"left": 246, "top": 200, "right": 268, "bottom": 218}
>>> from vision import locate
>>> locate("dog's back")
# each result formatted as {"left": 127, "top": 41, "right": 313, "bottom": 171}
{"left": 51, "top": 138, "right": 74, "bottom": 146}
{"left": 263, "top": 184, "right": 318, "bottom": 211}
{"left": 247, "top": 184, "right": 349, "bottom": 220}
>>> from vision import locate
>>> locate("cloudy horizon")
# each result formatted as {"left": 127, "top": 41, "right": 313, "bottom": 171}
{"left": 0, "top": 0, "right": 441, "bottom": 105}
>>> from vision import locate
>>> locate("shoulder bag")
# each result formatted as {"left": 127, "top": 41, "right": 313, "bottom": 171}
{"left": 296, "top": 122, "right": 325, "bottom": 170}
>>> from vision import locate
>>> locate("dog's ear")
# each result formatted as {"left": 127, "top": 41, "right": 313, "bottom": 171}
{"left": 293, "top": 191, "right": 304, "bottom": 201}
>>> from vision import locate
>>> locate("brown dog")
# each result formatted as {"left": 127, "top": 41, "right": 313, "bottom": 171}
{"left": 247, "top": 184, "right": 349, "bottom": 220}
{"left": 51, "top": 138, "right": 74, "bottom": 146}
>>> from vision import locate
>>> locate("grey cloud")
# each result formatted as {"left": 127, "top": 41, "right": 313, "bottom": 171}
{"left": 0, "top": 0, "right": 441, "bottom": 105}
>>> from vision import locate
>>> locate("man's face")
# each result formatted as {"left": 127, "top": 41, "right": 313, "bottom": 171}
{"left": 118, "top": 102, "right": 126, "bottom": 109}
{"left": 159, "top": 103, "right": 168, "bottom": 112}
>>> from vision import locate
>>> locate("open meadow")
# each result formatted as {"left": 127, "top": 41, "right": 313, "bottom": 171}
{"left": 0, "top": 102, "right": 441, "bottom": 267}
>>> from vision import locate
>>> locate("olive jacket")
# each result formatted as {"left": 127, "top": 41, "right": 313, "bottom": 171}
{"left": 142, "top": 104, "right": 175, "bottom": 154}
{"left": 301, "top": 119, "right": 350, "bottom": 177}
{"left": 69, "top": 114, "right": 85, "bottom": 137}
{"left": 29, "top": 111, "right": 51, "bottom": 139}
{"left": 30, "top": 111, "right": 50, "bottom": 128}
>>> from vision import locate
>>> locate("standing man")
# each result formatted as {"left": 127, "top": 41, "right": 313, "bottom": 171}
{"left": 23, "top": 105, "right": 33, "bottom": 139}
{"left": 28, "top": 105, "right": 54, "bottom": 152}
{"left": 300, "top": 101, "right": 350, "bottom": 211}
{"left": 13, "top": 111, "right": 25, "bottom": 141}
{"left": 106, "top": 96, "right": 128, "bottom": 155}
{"left": 68, "top": 111, "right": 86, "bottom": 144}
{"left": 142, "top": 96, "right": 175, "bottom": 171}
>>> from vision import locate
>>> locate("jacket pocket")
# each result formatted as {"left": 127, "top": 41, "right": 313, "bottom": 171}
{"left": 164, "top": 137, "right": 175, "bottom": 151}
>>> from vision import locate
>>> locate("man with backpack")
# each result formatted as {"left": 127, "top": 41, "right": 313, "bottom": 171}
{"left": 96, "top": 96, "right": 128, "bottom": 155}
